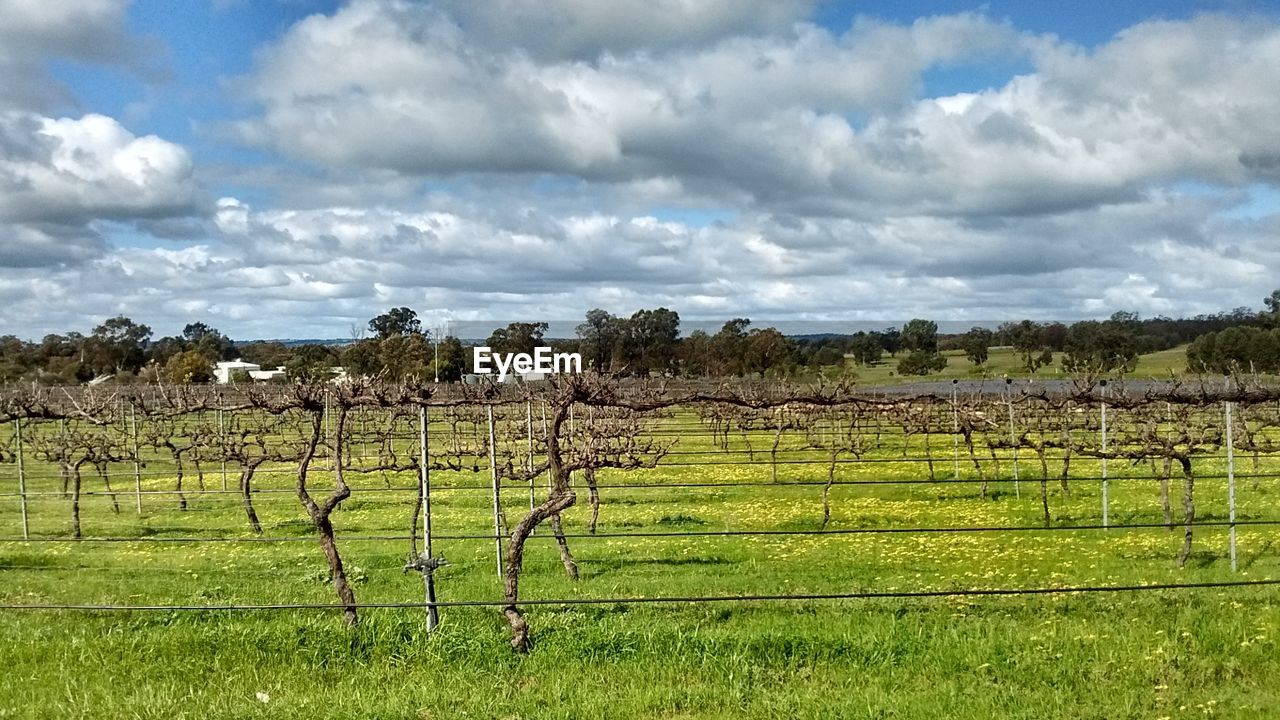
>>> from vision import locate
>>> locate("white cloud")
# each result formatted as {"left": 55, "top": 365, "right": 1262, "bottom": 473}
{"left": 435, "top": 0, "right": 819, "bottom": 60}
{"left": 0, "top": 2, "right": 199, "bottom": 270}
{"left": 233, "top": 5, "right": 1280, "bottom": 220}
{"left": 232, "top": 2, "right": 1028, "bottom": 182}
{"left": 6, "top": 2, "right": 1280, "bottom": 337}
{"left": 0, "top": 113, "right": 196, "bottom": 224}
{"left": 4, "top": 187, "right": 1276, "bottom": 338}
{"left": 0, "top": 0, "right": 138, "bottom": 109}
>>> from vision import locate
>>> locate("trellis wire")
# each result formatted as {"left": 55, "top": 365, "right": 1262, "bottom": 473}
{"left": 6, "top": 517, "right": 1280, "bottom": 544}
{"left": 2, "top": 578, "right": 1277, "bottom": 614}
{"left": 6, "top": 381, "right": 1280, "bottom": 641}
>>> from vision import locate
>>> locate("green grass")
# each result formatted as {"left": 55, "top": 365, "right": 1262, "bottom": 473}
{"left": 844, "top": 344, "right": 1206, "bottom": 386}
{"left": 2, "top": 414, "right": 1280, "bottom": 718}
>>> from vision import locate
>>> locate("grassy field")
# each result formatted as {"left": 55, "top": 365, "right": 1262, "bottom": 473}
{"left": 843, "top": 345, "right": 1195, "bottom": 386}
{"left": 2, "top": 409, "right": 1280, "bottom": 718}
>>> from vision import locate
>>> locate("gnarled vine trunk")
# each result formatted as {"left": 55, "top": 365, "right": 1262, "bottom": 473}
{"left": 1177, "top": 456, "right": 1195, "bottom": 568}
{"left": 296, "top": 407, "right": 357, "bottom": 627}
{"left": 240, "top": 459, "right": 266, "bottom": 534}
{"left": 504, "top": 401, "right": 575, "bottom": 652}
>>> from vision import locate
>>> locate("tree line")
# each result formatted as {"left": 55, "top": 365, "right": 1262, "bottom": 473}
{"left": 2, "top": 290, "right": 1278, "bottom": 384}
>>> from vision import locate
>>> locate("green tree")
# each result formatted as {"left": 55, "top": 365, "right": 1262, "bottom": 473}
{"left": 743, "top": 327, "right": 793, "bottom": 376}
{"left": 898, "top": 350, "right": 948, "bottom": 376}
{"left": 678, "top": 330, "right": 714, "bottom": 376}
{"left": 622, "top": 307, "right": 681, "bottom": 376}
{"left": 162, "top": 350, "right": 213, "bottom": 384}
{"left": 576, "top": 309, "right": 624, "bottom": 372}
{"left": 961, "top": 327, "right": 994, "bottom": 365}
{"left": 285, "top": 344, "right": 339, "bottom": 381}
{"left": 1000, "top": 320, "right": 1050, "bottom": 372}
{"left": 88, "top": 316, "right": 152, "bottom": 375}
{"left": 487, "top": 322, "right": 548, "bottom": 356}
{"left": 182, "top": 322, "right": 237, "bottom": 361}
{"left": 342, "top": 339, "right": 382, "bottom": 377}
{"left": 878, "top": 327, "right": 902, "bottom": 356}
{"left": 1185, "top": 331, "right": 1216, "bottom": 373}
{"left": 1264, "top": 289, "right": 1280, "bottom": 316}
{"left": 1252, "top": 330, "right": 1280, "bottom": 373}
{"left": 376, "top": 334, "right": 432, "bottom": 380}
{"left": 433, "top": 336, "right": 466, "bottom": 382}
{"left": 847, "top": 332, "right": 883, "bottom": 366}
{"left": 711, "top": 319, "right": 751, "bottom": 376}
{"left": 901, "top": 319, "right": 939, "bottom": 354}
{"left": 1062, "top": 319, "right": 1138, "bottom": 375}
{"left": 368, "top": 307, "right": 422, "bottom": 340}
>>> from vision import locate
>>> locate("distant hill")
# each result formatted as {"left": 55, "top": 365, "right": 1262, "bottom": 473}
{"left": 787, "top": 333, "right": 852, "bottom": 341}
{"left": 237, "top": 338, "right": 356, "bottom": 347}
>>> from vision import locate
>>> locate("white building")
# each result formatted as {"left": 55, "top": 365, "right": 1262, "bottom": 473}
{"left": 214, "top": 359, "right": 287, "bottom": 384}
{"left": 249, "top": 366, "right": 288, "bottom": 382}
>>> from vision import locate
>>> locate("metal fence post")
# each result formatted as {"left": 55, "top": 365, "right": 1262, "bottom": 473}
{"left": 218, "top": 407, "right": 228, "bottom": 492}
{"left": 1006, "top": 380, "right": 1020, "bottom": 499}
{"left": 951, "top": 381, "right": 960, "bottom": 479}
{"left": 323, "top": 391, "right": 332, "bottom": 471}
{"left": 419, "top": 405, "right": 440, "bottom": 630}
{"left": 526, "top": 400, "right": 535, "bottom": 510}
{"left": 1100, "top": 381, "right": 1109, "bottom": 528}
{"left": 487, "top": 405, "right": 504, "bottom": 580}
{"left": 1226, "top": 400, "right": 1237, "bottom": 572}
{"left": 130, "top": 404, "right": 143, "bottom": 514}
{"left": 14, "top": 419, "right": 28, "bottom": 540}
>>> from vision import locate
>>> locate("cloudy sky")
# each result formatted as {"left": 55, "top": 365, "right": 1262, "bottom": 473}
{"left": 1, "top": 0, "right": 1279, "bottom": 339}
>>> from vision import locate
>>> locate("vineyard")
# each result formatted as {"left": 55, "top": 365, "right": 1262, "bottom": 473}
{"left": 3, "top": 376, "right": 1280, "bottom": 717}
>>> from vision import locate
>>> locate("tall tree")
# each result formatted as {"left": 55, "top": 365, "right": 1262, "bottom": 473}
{"left": 434, "top": 336, "right": 466, "bottom": 381}
{"left": 162, "top": 350, "right": 214, "bottom": 383}
{"left": 848, "top": 332, "right": 883, "bottom": 366}
{"left": 711, "top": 319, "right": 751, "bottom": 376}
{"left": 1263, "top": 289, "right": 1280, "bottom": 328}
{"left": 678, "top": 330, "right": 713, "bottom": 376}
{"left": 878, "top": 327, "right": 902, "bottom": 356}
{"left": 1000, "top": 320, "right": 1053, "bottom": 372}
{"left": 368, "top": 307, "right": 423, "bottom": 340}
{"left": 1062, "top": 318, "right": 1139, "bottom": 375}
{"left": 622, "top": 307, "right": 680, "bottom": 376}
{"left": 899, "top": 319, "right": 946, "bottom": 375}
{"left": 961, "top": 327, "right": 994, "bottom": 366}
{"left": 285, "top": 344, "right": 340, "bottom": 381}
{"left": 181, "top": 322, "right": 236, "bottom": 361}
{"left": 88, "top": 316, "right": 152, "bottom": 375}
{"left": 744, "top": 328, "right": 793, "bottom": 376}
{"left": 901, "top": 319, "right": 939, "bottom": 354}
{"left": 576, "top": 309, "right": 624, "bottom": 372}
{"left": 487, "top": 322, "right": 548, "bottom": 356}
{"left": 376, "top": 334, "right": 432, "bottom": 380}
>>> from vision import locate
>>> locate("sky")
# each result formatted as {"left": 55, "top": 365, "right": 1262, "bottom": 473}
{"left": 2, "top": 0, "right": 1280, "bottom": 340}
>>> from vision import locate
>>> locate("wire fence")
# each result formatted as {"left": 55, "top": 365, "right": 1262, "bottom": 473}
{"left": 3, "top": 380, "right": 1280, "bottom": 647}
